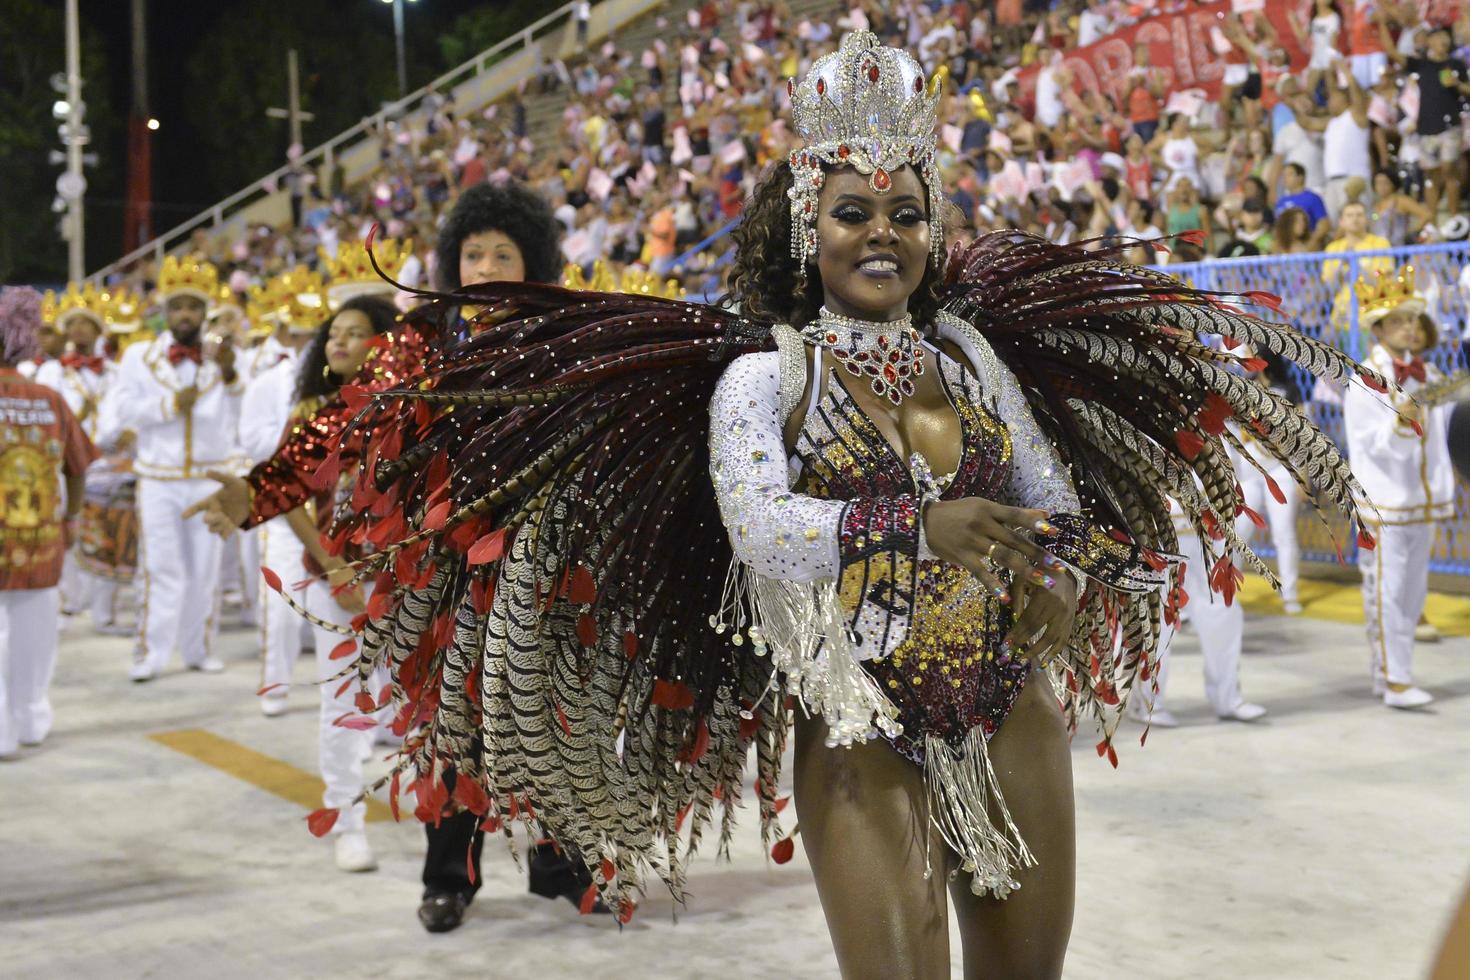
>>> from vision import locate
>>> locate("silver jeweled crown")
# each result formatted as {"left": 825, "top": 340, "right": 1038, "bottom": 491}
{"left": 786, "top": 31, "right": 945, "bottom": 272}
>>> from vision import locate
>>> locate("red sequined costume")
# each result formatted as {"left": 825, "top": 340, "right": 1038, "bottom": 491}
{"left": 243, "top": 322, "right": 435, "bottom": 529}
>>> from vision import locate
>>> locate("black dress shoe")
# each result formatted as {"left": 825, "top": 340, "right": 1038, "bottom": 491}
{"left": 527, "top": 841, "right": 609, "bottom": 913}
{"left": 418, "top": 891, "right": 469, "bottom": 933}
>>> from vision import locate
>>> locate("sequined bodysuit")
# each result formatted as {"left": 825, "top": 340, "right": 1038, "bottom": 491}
{"left": 794, "top": 350, "right": 1029, "bottom": 765}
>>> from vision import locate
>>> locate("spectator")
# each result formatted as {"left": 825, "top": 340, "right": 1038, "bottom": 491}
{"left": 1236, "top": 198, "right": 1275, "bottom": 253}
{"left": 1165, "top": 177, "right": 1211, "bottom": 241}
{"left": 1322, "top": 69, "right": 1373, "bottom": 218}
{"left": 1293, "top": 0, "right": 1345, "bottom": 96}
{"left": 1322, "top": 200, "right": 1394, "bottom": 328}
{"left": 1126, "top": 43, "right": 1167, "bottom": 144}
{"left": 1383, "top": 23, "right": 1470, "bottom": 216}
{"left": 1274, "top": 206, "right": 1317, "bottom": 254}
{"left": 1275, "top": 163, "right": 1331, "bottom": 248}
{"left": 1370, "top": 168, "right": 1433, "bottom": 243}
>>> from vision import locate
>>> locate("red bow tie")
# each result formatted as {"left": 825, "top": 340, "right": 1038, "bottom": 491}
{"left": 167, "top": 344, "right": 203, "bottom": 366}
{"left": 62, "top": 353, "right": 105, "bottom": 373}
{"left": 1393, "top": 358, "right": 1426, "bottom": 385}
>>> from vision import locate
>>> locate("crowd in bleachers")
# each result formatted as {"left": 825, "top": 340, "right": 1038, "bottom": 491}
{"left": 99, "top": 0, "right": 1470, "bottom": 307}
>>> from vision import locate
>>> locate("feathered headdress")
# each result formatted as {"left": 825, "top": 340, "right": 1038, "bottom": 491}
{"left": 0, "top": 287, "right": 43, "bottom": 364}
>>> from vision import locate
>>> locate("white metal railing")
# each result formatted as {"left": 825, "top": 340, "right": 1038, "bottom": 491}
{"left": 89, "top": 0, "right": 599, "bottom": 283}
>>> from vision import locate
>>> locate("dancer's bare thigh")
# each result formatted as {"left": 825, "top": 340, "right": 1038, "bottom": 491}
{"left": 793, "top": 713, "right": 952, "bottom": 980}
{"left": 948, "top": 677, "right": 1076, "bottom": 980}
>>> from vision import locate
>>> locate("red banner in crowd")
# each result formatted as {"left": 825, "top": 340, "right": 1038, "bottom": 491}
{"left": 1017, "top": 1, "right": 1309, "bottom": 116}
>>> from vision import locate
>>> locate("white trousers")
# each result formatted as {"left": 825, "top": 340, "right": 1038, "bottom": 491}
{"left": 257, "top": 519, "right": 308, "bottom": 696}
{"left": 58, "top": 549, "right": 85, "bottom": 613}
{"left": 1139, "top": 533, "right": 1246, "bottom": 716}
{"left": 220, "top": 529, "right": 260, "bottom": 624}
{"left": 86, "top": 573, "right": 121, "bottom": 626}
{"left": 1358, "top": 522, "right": 1432, "bottom": 688}
{"left": 0, "top": 588, "right": 61, "bottom": 755}
{"left": 136, "top": 478, "right": 223, "bottom": 671}
{"left": 303, "top": 578, "right": 379, "bottom": 834}
{"left": 1236, "top": 463, "right": 1301, "bottom": 603}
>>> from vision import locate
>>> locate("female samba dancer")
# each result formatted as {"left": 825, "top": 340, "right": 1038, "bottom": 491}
{"left": 188, "top": 181, "right": 599, "bottom": 929}
{"left": 278, "top": 294, "right": 400, "bottom": 873}
{"left": 191, "top": 32, "right": 1388, "bottom": 979}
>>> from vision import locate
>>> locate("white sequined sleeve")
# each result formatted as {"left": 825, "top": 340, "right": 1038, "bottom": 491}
{"left": 708, "top": 352, "right": 844, "bottom": 582}
{"left": 987, "top": 355, "right": 1080, "bottom": 514}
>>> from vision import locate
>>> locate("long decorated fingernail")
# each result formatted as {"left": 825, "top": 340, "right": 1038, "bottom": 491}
{"left": 992, "top": 586, "right": 1010, "bottom": 604}
{"left": 1046, "top": 553, "right": 1067, "bottom": 570}
{"left": 1029, "top": 569, "right": 1056, "bottom": 589}
{"left": 1034, "top": 519, "right": 1058, "bottom": 535}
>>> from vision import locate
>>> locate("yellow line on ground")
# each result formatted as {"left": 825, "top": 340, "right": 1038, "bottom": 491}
{"left": 149, "top": 729, "right": 393, "bottom": 823}
{"left": 1238, "top": 575, "right": 1470, "bottom": 636}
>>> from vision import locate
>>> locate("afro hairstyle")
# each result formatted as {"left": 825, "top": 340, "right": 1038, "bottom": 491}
{"left": 434, "top": 180, "right": 564, "bottom": 289}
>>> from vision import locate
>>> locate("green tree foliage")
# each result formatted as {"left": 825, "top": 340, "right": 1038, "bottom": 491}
{"left": 0, "top": 0, "right": 116, "bottom": 283}
{"left": 183, "top": 0, "right": 399, "bottom": 197}
{"left": 436, "top": 1, "right": 550, "bottom": 69}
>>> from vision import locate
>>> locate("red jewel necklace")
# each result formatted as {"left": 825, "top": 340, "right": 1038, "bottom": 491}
{"left": 801, "top": 306, "right": 924, "bottom": 405}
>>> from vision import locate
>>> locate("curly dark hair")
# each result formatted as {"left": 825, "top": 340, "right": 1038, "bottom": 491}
{"left": 722, "top": 160, "right": 945, "bottom": 331}
{"left": 294, "top": 294, "right": 401, "bottom": 403}
{"left": 433, "top": 180, "right": 563, "bottom": 289}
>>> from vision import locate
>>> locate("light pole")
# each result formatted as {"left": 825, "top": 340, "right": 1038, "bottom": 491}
{"left": 381, "top": 0, "right": 417, "bottom": 99}
{"left": 61, "top": 0, "right": 87, "bottom": 280}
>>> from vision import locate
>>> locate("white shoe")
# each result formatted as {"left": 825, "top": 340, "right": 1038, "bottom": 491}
{"left": 129, "top": 660, "right": 155, "bottom": 683}
{"left": 1219, "top": 701, "right": 1267, "bottom": 722}
{"left": 334, "top": 831, "right": 378, "bottom": 872}
{"left": 1282, "top": 600, "right": 1303, "bottom": 615}
{"left": 1372, "top": 677, "right": 1387, "bottom": 697}
{"left": 260, "top": 695, "right": 289, "bottom": 717}
{"left": 1414, "top": 622, "right": 1442, "bottom": 643}
{"left": 1127, "top": 703, "right": 1178, "bottom": 728}
{"left": 1384, "top": 686, "right": 1434, "bottom": 709}
{"left": 189, "top": 657, "right": 225, "bottom": 674}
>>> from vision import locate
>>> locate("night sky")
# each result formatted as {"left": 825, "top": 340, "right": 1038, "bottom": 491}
{"left": 81, "top": 0, "right": 487, "bottom": 262}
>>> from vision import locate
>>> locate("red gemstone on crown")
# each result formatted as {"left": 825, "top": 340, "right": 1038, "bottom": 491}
{"left": 825, "top": 332, "right": 838, "bottom": 344}
{"left": 837, "top": 144, "right": 850, "bottom": 159}
{"left": 872, "top": 168, "right": 891, "bottom": 192}
{"left": 876, "top": 334, "right": 890, "bottom": 349}
{"left": 851, "top": 350, "right": 868, "bottom": 361}
{"left": 888, "top": 349, "right": 901, "bottom": 363}
{"left": 914, "top": 76, "right": 924, "bottom": 92}
{"left": 816, "top": 78, "right": 825, "bottom": 95}
{"left": 883, "top": 364, "right": 897, "bottom": 384}
{"left": 787, "top": 79, "right": 795, "bottom": 97}
{"left": 868, "top": 64, "right": 879, "bottom": 83}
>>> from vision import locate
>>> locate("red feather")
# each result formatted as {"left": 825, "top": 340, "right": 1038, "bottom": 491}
{"left": 330, "top": 638, "right": 358, "bottom": 660}
{"left": 367, "top": 590, "right": 393, "bottom": 620}
{"left": 1265, "top": 474, "right": 1287, "bottom": 504}
{"left": 1174, "top": 429, "right": 1205, "bottom": 461}
{"left": 601, "top": 858, "right": 616, "bottom": 881}
{"left": 556, "top": 702, "right": 572, "bottom": 736}
{"left": 651, "top": 679, "right": 695, "bottom": 710}
{"left": 1239, "top": 504, "right": 1266, "bottom": 529}
{"left": 568, "top": 565, "right": 597, "bottom": 604}
{"left": 354, "top": 691, "right": 377, "bottom": 713}
{"left": 576, "top": 612, "right": 598, "bottom": 647}
{"left": 622, "top": 631, "right": 639, "bottom": 659}
{"left": 1357, "top": 527, "right": 1376, "bottom": 550}
{"left": 770, "top": 837, "right": 795, "bottom": 864}
{"left": 466, "top": 528, "right": 507, "bottom": 566}
{"left": 423, "top": 500, "right": 451, "bottom": 530}
{"left": 334, "top": 715, "right": 378, "bottom": 731}
{"left": 256, "top": 683, "right": 286, "bottom": 696}
{"left": 452, "top": 775, "right": 492, "bottom": 815}
{"left": 1244, "top": 289, "right": 1283, "bottom": 312}
{"left": 579, "top": 884, "right": 600, "bottom": 915}
{"left": 1197, "top": 392, "right": 1233, "bottom": 436}
{"left": 260, "top": 566, "right": 283, "bottom": 593}
{"left": 306, "top": 808, "right": 339, "bottom": 837}
{"left": 677, "top": 719, "right": 710, "bottom": 763}
{"left": 1360, "top": 371, "right": 1389, "bottom": 393}
{"left": 1178, "top": 229, "right": 1207, "bottom": 246}
{"left": 389, "top": 770, "right": 402, "bottom": 822}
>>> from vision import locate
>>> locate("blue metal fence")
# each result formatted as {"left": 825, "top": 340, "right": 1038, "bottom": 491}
{"left": 1164, "top": 242, "right": 1470, "bottom": 575}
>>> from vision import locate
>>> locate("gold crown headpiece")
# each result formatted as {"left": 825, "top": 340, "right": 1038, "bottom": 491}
{"left": 562, "top": 260, "right": 686, "bottom": 300}
{"left": 1356, "top": 266, "right": 1426, "bottom": 324}
{"left": 54, "top": 281, "right": 125, "bottom": 332}
{"left": 156, "top": 255, "right": 221, "bottom": 305}
{"left": 786, "top": 30, "right": 945, "bottom": 271}
{"left": 41, "top": 290, "right": 60, "bottom": 327}
{"left": 248, "top": 266, "right": 328, "bottom": 335}
{"left": 319, "top": 237, "right": 411, "bottom": 308}
{"left": 209, "top": 283, "right": 245, "bottom": 319}
{"left": 105, "top": 287, "right": 144, "bottom": 335}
